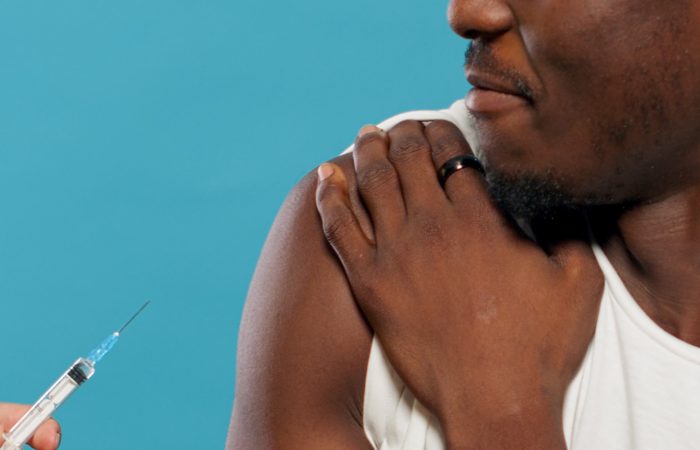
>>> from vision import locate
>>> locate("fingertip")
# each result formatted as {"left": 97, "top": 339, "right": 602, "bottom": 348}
{"left": 43, "top": 431, "right": 61, "bottom": 450}
{"left": 47, "top": 417, "right": 61, "bottom": 432}
{"left": 316, "top": 163, "right": 346, "bottom": 210}
{"left": 359, "top": 124, "right": 384, "bottom": 136}
{"left": 317, "top": 163, "right": 335, "bottom": 182}
{"left": 28, "top": 419, "right": 61, "bottom": 450}
{"left": 317, "top": 163, "right": 348, "bottom": 186}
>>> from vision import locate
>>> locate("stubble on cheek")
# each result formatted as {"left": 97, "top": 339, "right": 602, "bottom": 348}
{"left": 526, "top": 0, "right": 696, "bottom": 200}
{"left": 595, "top": 8, "right": 690, "bottom": 148}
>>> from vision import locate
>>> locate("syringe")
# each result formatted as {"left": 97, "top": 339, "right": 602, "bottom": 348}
{"left": 0, "top": 301, "right": 150, "bottom": 450}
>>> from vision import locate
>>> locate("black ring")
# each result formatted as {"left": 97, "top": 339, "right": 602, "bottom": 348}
{"left": 437, "top": 154, "right": 485, "bottom": 188}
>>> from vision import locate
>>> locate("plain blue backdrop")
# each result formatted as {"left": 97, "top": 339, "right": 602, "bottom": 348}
{"left": 0, "top": 1, "right": 470, "bottom": 448}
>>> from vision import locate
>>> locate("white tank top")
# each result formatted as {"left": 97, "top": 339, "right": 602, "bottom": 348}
{"left": 359, "top": 102, "right": 700, "bottom": 450}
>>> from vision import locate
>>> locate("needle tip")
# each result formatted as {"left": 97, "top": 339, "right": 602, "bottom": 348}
{"left": 118, "top": 301, "right": 151, "bottom": 334}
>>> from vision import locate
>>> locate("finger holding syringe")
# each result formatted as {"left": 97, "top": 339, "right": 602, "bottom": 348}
{"left": 0, "top": 403, "right": 61, "bottom": 450}
{"left": 0, "top": 301, "right": 149, "bottom": 450}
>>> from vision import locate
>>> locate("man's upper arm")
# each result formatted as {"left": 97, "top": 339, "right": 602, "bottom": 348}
{"left": 226, "top": 154, "right": 374, "bottom": 450}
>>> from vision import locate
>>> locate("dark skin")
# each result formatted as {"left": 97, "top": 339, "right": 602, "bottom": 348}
{"left": 227, "top": 151, "right": 375, "bottom": 450}
{"left": 228, "top": 0, "right": 700, "bottom": 448}
{"left": 446, "top": 0, "right": 700, "bottom": 346}
{"left": 316, "top": 121, "right": 607, "bottom": 450}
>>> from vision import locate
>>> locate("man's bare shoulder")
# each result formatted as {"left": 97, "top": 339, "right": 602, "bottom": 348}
{"left": 228, "top": 153, "right": 374, "bottom": 450}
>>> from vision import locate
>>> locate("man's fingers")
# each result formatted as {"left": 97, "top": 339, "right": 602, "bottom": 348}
{"left": 316, "top": 163, "right": 373, "bottom": 271}
{"left": 0, "top": 403, "right": 61, "bottom": 450}
{"left": 386, "top": 120, "right": 446, "bottom": 209}
{"left": 424, "top": 120, "right": 484, "bottom": 204}
{"left": 353, "top": 125, "right": 405, "bottom": 233}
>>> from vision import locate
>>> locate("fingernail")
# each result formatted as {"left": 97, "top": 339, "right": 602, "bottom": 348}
{"left": 317, "top": 163, "right": 334, "bottom": 181}
{"left": 359, "top": 124, "right": 382, "bottom": 136}
{"left": 54, "top": 432, "right": 62, "bottom": 448}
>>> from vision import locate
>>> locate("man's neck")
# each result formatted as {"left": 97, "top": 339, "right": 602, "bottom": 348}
{"left": 594, "top": 187, "right": 700, "bottom": 347}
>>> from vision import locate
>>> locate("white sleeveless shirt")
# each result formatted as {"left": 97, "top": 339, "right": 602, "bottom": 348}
{"left": 357, "top": 101, "right": 700, "bottom": 450}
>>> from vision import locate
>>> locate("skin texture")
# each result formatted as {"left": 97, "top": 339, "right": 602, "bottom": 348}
{"left": 446, "top": 0, "right": 700, "bottom": 347}
{"left": 227, "top": 153, "right": 374, "bottom": 449}
{"left": 456, "top": 0, "right": 700, "bottom": 207}
{"left": 315, "top": 122, "right": 603, "bottom": 449}
{"left": 229, "top": 0, "right": 700, "bottom": 448}
{"left": 0, "top": 403, "right": 61, "bottom": 450}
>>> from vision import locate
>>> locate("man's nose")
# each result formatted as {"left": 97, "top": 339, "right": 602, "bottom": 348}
{"left": 448, "top": 0, "right": 515, "bottom": 39}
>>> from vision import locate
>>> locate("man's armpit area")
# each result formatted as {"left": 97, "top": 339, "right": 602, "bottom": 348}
{"left": 227, "top": 153, "right": 374, "bottom": 450}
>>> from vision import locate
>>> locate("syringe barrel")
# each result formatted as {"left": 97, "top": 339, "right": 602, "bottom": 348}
{"left": 1, "top": 358, "right": 94, "bottom": 450}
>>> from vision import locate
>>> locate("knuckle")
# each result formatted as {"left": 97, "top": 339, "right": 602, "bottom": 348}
{"left": 315, "top": 179, "right": 341, "bottom": 204}
{"left": 355, "top": 131, "right": 386, "bottom": 149}
{"left": 426, "top": 121, "right": 468, "bottom": 158}
{"left": 566, "top": 263, "right": 604, "bottom": 310}
{"left": 563, "top": 255, "right": 585, "bottom": 278}
{"left": 392, "top": 119, "right": 424, "bottom": 133}
{"left": 433, "top": 135, "right": 466, "bottom": 159}
{"left": 357, "top": 161, "right": 397, "bottom": 192}
{"left": 566, "top": 251, "right": 601, "bottom": 280}
{"left": 426, "top": 119, "right": 459, "bottom": 134}
{"left": 390, "top": 135, "right": 429, "bottom": 161}
{"left": 322, "top": 210, "right": 355, "bottom": 248}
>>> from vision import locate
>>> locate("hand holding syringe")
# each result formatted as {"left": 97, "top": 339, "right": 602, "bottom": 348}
{"left": 0, "top": 302, "right": 149, "bottom": 450}
{"left": 0, "top": 404, "right": 60, "bottom": 450}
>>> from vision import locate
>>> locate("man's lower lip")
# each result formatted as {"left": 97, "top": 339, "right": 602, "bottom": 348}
{"left": 466, "top": 88, "right": 529, "bottom": 114}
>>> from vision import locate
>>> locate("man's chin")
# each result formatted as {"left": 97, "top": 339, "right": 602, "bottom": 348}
{"left": 484, "top": 168, "right": 584, "bottom": 223}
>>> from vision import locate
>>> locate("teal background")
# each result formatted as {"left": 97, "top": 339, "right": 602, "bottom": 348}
{"left": 0, "top": 1, "right": 469, "bottom": 448}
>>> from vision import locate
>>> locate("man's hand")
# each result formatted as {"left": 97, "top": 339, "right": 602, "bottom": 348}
{"left": 314, "top": 120, "right": 604, "bottom": 449}
{"left": 0, "top": 403, "right": 61, "bottom": 450}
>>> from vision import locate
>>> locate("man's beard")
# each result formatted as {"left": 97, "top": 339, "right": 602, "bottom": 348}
{"left": 485, "top": 169, "right": 587, "bottom": 223}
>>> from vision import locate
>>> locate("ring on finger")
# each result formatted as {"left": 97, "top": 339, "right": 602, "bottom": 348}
{"left": 437, "top": 154, "right": 485, "bottom": 188}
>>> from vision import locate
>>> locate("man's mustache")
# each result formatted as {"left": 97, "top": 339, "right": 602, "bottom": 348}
{"left": 465, "top": 41, "right": 536, "bottom": 102}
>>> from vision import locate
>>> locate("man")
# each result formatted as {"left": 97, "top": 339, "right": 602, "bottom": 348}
{"left": 227, "top": 0, "right": 700, "bottom": 448}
